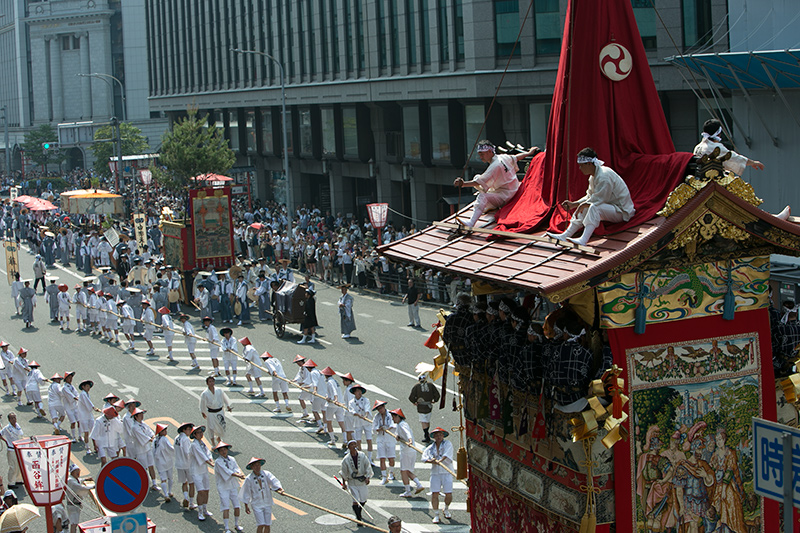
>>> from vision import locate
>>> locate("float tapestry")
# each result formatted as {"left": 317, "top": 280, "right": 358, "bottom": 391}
{"left": 597, "top": 257, "right": 769, "bottom": 329}
{"left": 192, "top": 194, "right": 233, "bottom": 260}
{"left": 627, "top": 333, "right": 762, "bottom": 533}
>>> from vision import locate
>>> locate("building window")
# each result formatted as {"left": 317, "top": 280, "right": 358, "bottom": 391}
{"left": 406, "top": 0, "right": 417, "bottom": 66}
{"left": 342, "top": 107, "right": 358, "bottom": 157}
{"left": 454, "top": 0, "right": 464, "bottom": 60}
{"left": 377, "top": 0, "right": 387, "bottom": 68}
{"left": 534, "top": 0, "right": 560, "bottom": 55}
{"left": 438, "top": 0, "right": 449, "bottom": 63}
{"left": 286, "top": 1, "right": 295, "bottom": 78}
{"left": 632, "top": 0, "right": 657, "bottom": 50}
{"left": 246, "top": 110, "right": 257, "bottom": 153}
{"left": 331, "top": 0, "right": 340, "bottom": 73}
{"left": 261, "top": 109, "right": 274, "bottom": 154}
{"left": 528, "top": 102, "right": 550, "bottom": 147}
{"left": 319, "top": 0, "right": 328, "bottom": 75}
{"left": 344, "top": 0, "right": 353, "bottom": 72}
{"left": 308, "top": 0, "right": 316, "bottom": 75}
{"left": 298, "top": 0, "right": 306, "bottom": 77}
{"left": 390, "top": 0, "right": 400, "bottom": 67}
{"left": 421, "top": 0, "right": 431, "bottom": 65}
{"left": 495, "top": 0, "right": 520, "bottom": 58}
{"left": 228, "top": 111, "right": 241, "bottom": 152}
{"left": 465, "top": 104, "right": 485, "bottom": 162}
{"left": 403, "top": 106, "right": 421, "bottom": 159}
{"left": 356, "top": 0, "right": 365, "bottom": 71}
{"left": 682, "top": 0, "right": 712, "bottom": 49}
{"left": 430, "top": 105, "right": 450, "bottom": 161}
{"left": 300, "top": 109, "right": 313, "bottom": 156}
{"left": 321, "top": 107, "right": 336, "bottom": 157}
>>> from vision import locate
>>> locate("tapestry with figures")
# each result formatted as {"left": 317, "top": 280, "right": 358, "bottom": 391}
{"left": 608, "top": 309, "right": 778, "bottom": 533}
{"left": 597, "top": 256, "right": 769, "bottom": 329}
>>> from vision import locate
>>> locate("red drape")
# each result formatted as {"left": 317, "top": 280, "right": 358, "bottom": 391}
{"left": 494, "top": 0, "right": 693, "bottom": 235}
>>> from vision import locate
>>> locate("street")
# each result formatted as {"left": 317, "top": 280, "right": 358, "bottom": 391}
{"left": 1, "top": 245, "right": 469, "bottom": 533}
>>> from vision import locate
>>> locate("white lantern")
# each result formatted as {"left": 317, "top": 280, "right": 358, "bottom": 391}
{"left": 14, "top": 436, "right": 71, "bottom": 506}
{"left": 366, "top": 203, "right": 389, "bottom": 229}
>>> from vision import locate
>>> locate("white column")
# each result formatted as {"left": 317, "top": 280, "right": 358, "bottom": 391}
{"left": 79, "top": 33, "right": 92, "bottom": 119}
{"left": 50, "top": 36, "right": 64, "bottom": 121}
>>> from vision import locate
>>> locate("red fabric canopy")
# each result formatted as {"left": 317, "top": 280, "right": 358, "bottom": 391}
{"left": 494, "top": 0, "right": 693, "bottom": 236}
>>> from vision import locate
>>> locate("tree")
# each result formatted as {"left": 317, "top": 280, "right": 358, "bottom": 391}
{"left": 155, "top": 106, "right": 236, "bottom": 192}
{"left": 91, "top": 122, "right": 150, "bottom": 179}
{"left": 22, "top": 124, "right": 66, "bottom": 174}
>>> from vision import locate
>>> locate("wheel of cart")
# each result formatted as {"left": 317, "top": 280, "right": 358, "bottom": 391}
{"left": 274, "top": 310, "right": 286, "bottom": 338}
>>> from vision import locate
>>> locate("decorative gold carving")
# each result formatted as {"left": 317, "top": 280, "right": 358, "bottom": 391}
{"left": 549, "top": 281, "right": 589, "bottom": 303}
{"left": 668, "top": 211, "right": 750, "bottom": 251}
{"left": 764, "top": 227, "right": 800, "bottom": 252}
{"left": 657, "top": 151, "right": 763, "bottom": 218}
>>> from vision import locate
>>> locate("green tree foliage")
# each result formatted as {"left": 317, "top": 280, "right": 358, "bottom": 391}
{"left": 91, "top": 122, "right": 150, "bottom": 179}
{"left": 633, "top": 387, "right": 680, "bottom": 445}
{"left": 155, "top": 107, "right": 236, "bottom": 192}
{"left": 22, "top": 124, "right": 65, "bottom": 173}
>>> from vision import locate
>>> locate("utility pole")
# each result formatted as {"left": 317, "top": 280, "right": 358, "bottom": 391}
{"left": 1, "top": 106, "right": 9, "bottom": 176}
{"left": 112, "top": 117, "right": 122, "bottom": 196}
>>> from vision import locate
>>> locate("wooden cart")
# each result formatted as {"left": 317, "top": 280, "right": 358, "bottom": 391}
{"left": 272, "top": 281, "right": 307, "bottom": 338}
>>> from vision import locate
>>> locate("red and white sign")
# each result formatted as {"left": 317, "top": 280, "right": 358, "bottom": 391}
{"left": 139, "top": 169, "right": 152, "bottom": 186}
{"left": 366, "top": 203, "right": 389, "bottom": 229}
{"left": 14, "top": 435, "right": 71, "bottom": 506}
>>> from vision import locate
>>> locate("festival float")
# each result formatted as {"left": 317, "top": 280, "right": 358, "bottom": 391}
{"left": 379, "top": 0, "right": 800, "bottom": 531}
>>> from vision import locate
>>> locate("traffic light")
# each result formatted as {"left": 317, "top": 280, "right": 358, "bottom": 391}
{"left": 41, "top": 142, "right": 58, "bottom": 152}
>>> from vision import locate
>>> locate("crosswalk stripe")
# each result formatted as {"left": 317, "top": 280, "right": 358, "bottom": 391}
{"left": 369, "top": 500, "right": 467, "bottom": 511}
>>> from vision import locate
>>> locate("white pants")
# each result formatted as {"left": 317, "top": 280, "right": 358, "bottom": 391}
{"left": 399, "top": 448, "right": 416, "bottom": 472}
{"left": 407, "top": 303, "right": 420, "bottom": 326}
{"left": 6, "top": 449, "right": 20, "bottom": 484}
{"left": 572, "top": 202, "right": 626, "bottom": 229}
{"left": 217, "top": 487, "right": 240, "bottom": 511}
{"left": 252, "top": 505, "right": 273, "bottom": 526}
{"left": 376, "top": 439, "right": 396, "bottom": 459}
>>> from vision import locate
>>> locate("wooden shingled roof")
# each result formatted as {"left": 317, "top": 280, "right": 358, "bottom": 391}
{"left": 379, "top": 181, "right": 800, "bottom": 302}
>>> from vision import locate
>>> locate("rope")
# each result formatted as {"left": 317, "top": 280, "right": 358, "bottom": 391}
{"left": 74, "top": 302, "right": 463, "bottom": 480}
{"left": 277, "top": 490, "right": 388, "bottom": 533}
{"left": 454, "top": 0, "right": 536, "bottom": 224}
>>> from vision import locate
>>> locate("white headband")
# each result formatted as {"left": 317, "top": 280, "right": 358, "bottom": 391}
{"left": 577, "top": 155, "right": 604, "bottom": 167}
{"left": 701, "top": 127, "right": 723, "bottom": 143}
{"left": 477, "top": 143, "right": 495, "bottom": 153}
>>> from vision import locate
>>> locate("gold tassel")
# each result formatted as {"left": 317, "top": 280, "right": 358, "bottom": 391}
{"left": 579, "top": 437, "right": 597, "bottom": 533}
{"left": 457, "top": 446, "right": 468, "bottom": 479}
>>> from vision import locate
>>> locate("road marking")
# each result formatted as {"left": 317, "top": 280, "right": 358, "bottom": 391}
{"left": 283, "top": 325, "right": 333, "bottom": 346}
{"left": 385, "top": 365, "right": 459, "bottom": 397}
{"left": 357, "top": 313, "right": 372, "bottom": 318}
{"left": 377, "top": 319, "right": 393, "bottom": 325}
{"left": 320, "top": 301, "right": 334, "bottom": 306}
{"left": 96, "top": 372, "right": 140, "bottom": 395}
{"left": 369, "top": 499, "right": 467, "bottom": 511}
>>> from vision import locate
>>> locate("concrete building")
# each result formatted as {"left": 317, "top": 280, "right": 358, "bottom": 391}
{"left": 144, "top": 0, "right": 750, "bottom": 226}
{"left": 0, "top": 0, "right": 166, "bottom": 174}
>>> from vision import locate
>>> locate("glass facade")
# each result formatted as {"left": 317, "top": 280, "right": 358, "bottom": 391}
{"left": 430, "top": 105, "right": 450, "bottom": 161}
{"left": 403, "top": 105, "right": 421, "bottom": 159}
{"left": 300, "top": 108, "right": 313, "bottom": 156}
{"left": 438, "top": 0, "right": 449, "bottom": 63}
{"left": 682, "top": 0, "right": 712, "bottom": 49}
{"left": 321, "top": 107, "right": 336, "bottom": 157}
{"left": 455, "top": 0, "right": 464, "bottom": 61}
{"left": 245, "top": 110, "right": 257, "bottom": 153}
{"left": 465, "top": 104, "right": 485, "bottom": 162}
{"left": 406, "top": 0, "right": 417, "bottom": 66}
{"left": 534, "top": 0, "right": 560, "bottom": 55}
{"left": 421, "top": 0, "right": 431, "bottom": 65}
{"left": 528, "top": 102, "right": 550, "bottom": 147}
{"left": 261, "top": 109, "right": 274, "bottom": 154}
{"left": 228, "top": 111, "right": 240, "bottom": 151}
{"left": 343, "top": 106, "right": 358, "bottom": 156}
{"left": 632, "top": 0, "right": 657, "bottom": 50}
{"left": 495, "top": 0, "right": 520, "bottom": 58}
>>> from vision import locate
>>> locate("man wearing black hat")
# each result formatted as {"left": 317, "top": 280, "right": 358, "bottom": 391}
{"left": 240, "top": 457, "right": 283, "bottom": 533}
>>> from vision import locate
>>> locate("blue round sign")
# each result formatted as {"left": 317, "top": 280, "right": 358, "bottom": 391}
{"left": 96, "top": 458, "right": 149, "bottom": 513}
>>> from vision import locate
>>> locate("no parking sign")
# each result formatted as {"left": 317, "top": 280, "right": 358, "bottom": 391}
{"left": 96, "top": 458, "right": 149, "bottom": 513}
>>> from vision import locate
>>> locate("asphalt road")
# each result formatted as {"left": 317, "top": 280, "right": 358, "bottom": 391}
{"left": 1, "top": 245, "right": 470, "bottom": 533}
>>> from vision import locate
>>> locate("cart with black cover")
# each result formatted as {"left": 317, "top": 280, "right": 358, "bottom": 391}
{"left": 272, "top": 281, "right": 307, "bottom": 338}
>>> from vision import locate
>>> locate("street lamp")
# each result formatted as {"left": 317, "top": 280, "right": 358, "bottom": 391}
{"left": 230, "top": 47, "right": 292, "bottom": 240}
{"left": 77, "top": 72, "right": 126, "bottom": 122}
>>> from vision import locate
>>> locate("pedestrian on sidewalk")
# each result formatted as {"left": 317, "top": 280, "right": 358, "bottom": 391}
{"left": 402, "top": 278, "right": 421, "bottom": 328}
{"left": 18, "top": 280, "right": 36, "bottom": 328}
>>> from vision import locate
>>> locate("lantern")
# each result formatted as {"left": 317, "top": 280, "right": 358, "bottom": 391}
{"left": 366, "top": 203, "right": 389, "bottom": 245}
{"left": 14, "top": 435, "right": 71, "bottom": 533}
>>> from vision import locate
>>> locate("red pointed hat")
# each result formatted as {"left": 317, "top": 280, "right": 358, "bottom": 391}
{"left": 390, "top": 408, "right": 406, "bottom": 419}
{"left": 17, "top": 348, "right": 27, "bottom": 355}
{"left": 293, "top": 354, "right": 306, "bottom": 363}
{"left": 372, "top": 400, "right": 388, "bottom": 411}
{"left": 102, "top": 406, "right": 118, "bottom": 418}
{"left": 113, "top": 400, "right": 126, "bottom": 409}
{"left": 430, "top": 427, "right": 450, "bottom": 437}
{"left": 260, "top": 351, "right": 273, "bottom": 359}
{"left": 246, "top": 457, "right": 266, "bottom": 469}
{"left": 340, "top": 372, "right": 355, "bottom": 382}
{"left": 104, "top": 393, "right": 119, "bottom": 402}
{"left": 302, "top": 359, "right": 317, "bottom": 368}
{"left": 214, "top": 441, "right": 233, "bottom": 451}
{"left": 158, "top": 306, "right": 170, "bottom": 315}
{"left": 240, "top": 337, "right": 251, "bottom": 346}
{"left": 321, "top": 366, "right": 336, "bottom": 377}
{"left": 51, "top": 373, "right": 63, "bottom": 381}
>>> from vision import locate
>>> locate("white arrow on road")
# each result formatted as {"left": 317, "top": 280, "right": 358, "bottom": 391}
{"left": 97, "top": 372, "right": 140, "bottom": 396}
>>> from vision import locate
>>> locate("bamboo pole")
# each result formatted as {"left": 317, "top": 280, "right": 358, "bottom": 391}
{"left": 277, "top": 490, "right": 388, "bottom": 533}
